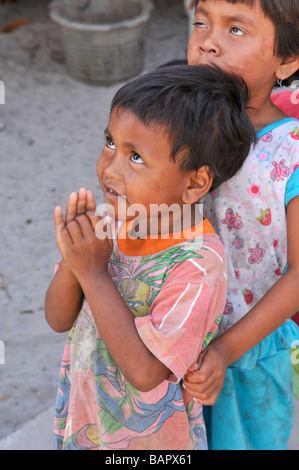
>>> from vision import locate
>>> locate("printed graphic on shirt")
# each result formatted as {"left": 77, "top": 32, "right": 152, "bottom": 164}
{"left": 54, "top": 234, "right": 226, "bottom": 450}
{"left": 203, "top": 119, "right": 299, "bottom": 334}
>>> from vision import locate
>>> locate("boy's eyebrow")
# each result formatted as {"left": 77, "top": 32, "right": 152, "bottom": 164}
{"left": 103, "top": 125, "right": 136, "bottom": 151}
{"left": 195, "top": 6, "right": 255, "bottom": 27}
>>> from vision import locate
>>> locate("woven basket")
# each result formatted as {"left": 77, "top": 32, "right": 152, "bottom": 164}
{"left": 49, "top": 0, "right": 152, "bottom": 86}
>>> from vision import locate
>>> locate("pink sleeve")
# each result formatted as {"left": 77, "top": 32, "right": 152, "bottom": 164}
{"left": 54, "top": 260, "right": 62, "bottom": 275}
{"left": 135, "top": 249, "right": 227, "bottom": 383}
{"left": 271, "top": 91, "right": 299, "bottom": 119}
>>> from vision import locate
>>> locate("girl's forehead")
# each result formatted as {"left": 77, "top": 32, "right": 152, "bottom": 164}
{"left": 196, "top": 0, "right": 256, "bottom": 5}
{"left": 195, "top": 0, "right": 261, "bottom": 12}
{"left": 194, "top": 0, "right": 268, "bottom": 22}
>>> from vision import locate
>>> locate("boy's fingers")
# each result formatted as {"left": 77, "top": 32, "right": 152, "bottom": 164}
{"left": 54, "top": 206, "right": 65, "bottom": 233}
{"left": 55, "top": 206, "right": 72, "bottom": 251}
{"left": 77, "top": 187, "right": 88, "bottom": 215}
{"left": 75, "top": 214, "right": 95, "bottom": 238}
{"left": 67, "top": 219, "right": 84, "bottom": 242}
{"left": 65, "top": 192, "right": 78, "bottom": 224}
{"left": 85, "top": 209, "right": 101, "bottom": 231}
{"left": 86, "top": 190, "right": 97, "bottom": 212}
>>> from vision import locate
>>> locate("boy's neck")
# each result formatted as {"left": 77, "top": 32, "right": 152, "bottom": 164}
{"left": 127, "top": 203, "right": 201, "bottom": 240}
{"left": 247, "top": 94, "right": 288, "bottom": 132}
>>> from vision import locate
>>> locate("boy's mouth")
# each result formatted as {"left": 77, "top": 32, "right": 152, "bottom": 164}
{"left": 107, "top": 187, "right": 119, "bottom": 196}
{"left": 103, "top": 183, "right": 124, "bottom": 201}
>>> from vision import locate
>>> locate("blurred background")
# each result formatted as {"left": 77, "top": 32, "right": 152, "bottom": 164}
{"left": 0, "top": 0, "right": 190, "bottom": 449}
{"left": 0, "top": 0, "right": 297, "bottom": 450}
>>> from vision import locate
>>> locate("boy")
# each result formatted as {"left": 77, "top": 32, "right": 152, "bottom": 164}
{"left": 45, "top": 65, "right": 255, "bottom": 450}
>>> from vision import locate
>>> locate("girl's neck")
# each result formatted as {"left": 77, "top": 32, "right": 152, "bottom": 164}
{"left": 247, "top": 93, "right": 288, "bottom": 132}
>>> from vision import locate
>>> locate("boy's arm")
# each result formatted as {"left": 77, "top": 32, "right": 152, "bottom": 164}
{"left": 80, "top": 271, "right": 172, "bottom": 391}
{"left": 45, "top": 260, "right": 83, "bottom": 332}
{"left": 184, "top": 196, "right": 299, "bottom": 404}
{"left": 58, "top": 213, "right": 171, "bottom": 391}
{"left": 58, "top": 213, "right": 224, "bottom": 392}
{"left": 45, "top": 188, "right": 95, "bottom": 333}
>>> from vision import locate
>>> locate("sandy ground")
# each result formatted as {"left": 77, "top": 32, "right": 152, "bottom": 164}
{"left": 0, "top": 0, "right": 297, "bottom": 450}
{"left": 0, "top": 0, "right": 189, "bottom": 444}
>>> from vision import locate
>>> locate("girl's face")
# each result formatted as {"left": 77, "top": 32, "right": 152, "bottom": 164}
{"left": 96, "top": 108, "right": 191, "bottom": 228}
{"left": 188, "top": 0, "right": 282, "bottom": 102}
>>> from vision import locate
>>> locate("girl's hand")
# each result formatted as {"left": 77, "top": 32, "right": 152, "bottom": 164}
{"left": 183, "top": 342, "right": 229, "bottom": 405}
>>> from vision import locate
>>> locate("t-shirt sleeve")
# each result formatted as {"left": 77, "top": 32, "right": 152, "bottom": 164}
{"left": 135, "top": 245, "right": 227, "bottom": 383}
{"left": 285, "top": 166, "right": 299, "bottom": 208}
{"left": 54, "top": 260, "right": 62, "bottom": 274}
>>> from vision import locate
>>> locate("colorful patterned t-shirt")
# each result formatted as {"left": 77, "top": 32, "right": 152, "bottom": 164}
{"left": 203, "top": 118, "right": 299, "bottom": 335}
{"left": 54, "top": 218, "right": 227, "bottom": 450}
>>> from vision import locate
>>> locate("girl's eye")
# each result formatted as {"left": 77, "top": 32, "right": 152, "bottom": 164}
{"left": 193, "top": 21, "right": 207, "bottom": 29}
{"left": 106, "top": 138, "right": 115, "bottom": 150}
{"left": 130, "top": 152, "right": 144, "bottom": 164}
{"left": 231, "top": 26, "right": 244, "bottom": 36}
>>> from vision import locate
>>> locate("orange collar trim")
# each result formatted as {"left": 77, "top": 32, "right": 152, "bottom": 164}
{"left": 117, "top": 218, "right": 215, "bottom": 257}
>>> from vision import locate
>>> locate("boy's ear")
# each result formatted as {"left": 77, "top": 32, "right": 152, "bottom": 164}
{"left": 182, "top": 166, "right": 213, "bottom": 204}
{"left": 277, "top": 56, "right": 299, "bottom": 81}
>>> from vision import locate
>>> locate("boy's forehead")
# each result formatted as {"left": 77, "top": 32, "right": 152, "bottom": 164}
{"left": 108, "top": 107, "right": 171, "bottom": 144}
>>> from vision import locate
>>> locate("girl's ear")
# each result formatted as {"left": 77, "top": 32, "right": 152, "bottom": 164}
{"left": 182, "top": 166, "right": 213, "bottom": 204}
{"left": 276, "top": 56, "right": 299, "bottom": 82}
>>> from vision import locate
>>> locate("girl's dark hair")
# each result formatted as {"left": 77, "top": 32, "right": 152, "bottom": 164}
{"left": 194, "top": 0, "right": 299, "bottom": 86}
{"left": 111, "top": 65, "right": 256, "bottom": 191}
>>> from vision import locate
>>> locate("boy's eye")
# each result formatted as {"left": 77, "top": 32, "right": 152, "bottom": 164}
{"left": 106, "top": 138, "right": 115, "bottom": 150}
{"left": 231, "top": 26, "right": 244, "bottom": 36}
{"left": 130, "top": 152, "right": 144, "bottom": 164}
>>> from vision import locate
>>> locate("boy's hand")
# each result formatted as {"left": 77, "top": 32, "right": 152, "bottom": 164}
{"left": 54, "top": 188, "right": 113, "bottom": 280}
{"left": 65, "top": 187, "right": 96, "bottom": 223}
{"left": 183, "top": 342, "right": 228, "bottom": 405}
{"left": 55, "top": 188, "right": 97, "bottom": 261}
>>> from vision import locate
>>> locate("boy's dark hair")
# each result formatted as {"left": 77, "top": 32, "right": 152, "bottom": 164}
{"left": 111, "top": 65, "right": 256, "bottom": 191}
{"left": 194, "top": 0, "right": 299, "bottom": 86}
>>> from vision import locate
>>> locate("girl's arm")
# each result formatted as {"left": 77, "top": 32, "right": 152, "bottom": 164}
{"left": 184, "top": 196, "right": 299, "bottom": 404}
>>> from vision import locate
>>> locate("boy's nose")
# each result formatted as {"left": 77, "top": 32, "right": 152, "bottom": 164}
{"left": 98, "top": 153, "right": 122, "bottom": 182}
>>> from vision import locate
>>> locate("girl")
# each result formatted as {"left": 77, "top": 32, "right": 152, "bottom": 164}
{"left": 184, "top": 0, "right": 299, "bottom": 450}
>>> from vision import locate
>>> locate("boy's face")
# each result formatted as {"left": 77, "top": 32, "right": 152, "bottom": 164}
{"left": 188, "top": 0, "right": 282, "bottom": 101}
{"left": 96, "top": 108, "right": 191, "bottom": 227}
